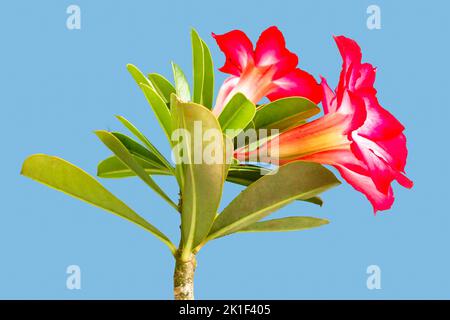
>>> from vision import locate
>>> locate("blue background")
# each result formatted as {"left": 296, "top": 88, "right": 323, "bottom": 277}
{"left": 1, "top": 0, "right": 449, "bottom": 299}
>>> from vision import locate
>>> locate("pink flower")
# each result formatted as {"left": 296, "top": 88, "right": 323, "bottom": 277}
{"left": 212, "top": 26, "right": 322, "bottom": 115}
{"left": 236, "top": 36, "right": 413, "bottom": 212}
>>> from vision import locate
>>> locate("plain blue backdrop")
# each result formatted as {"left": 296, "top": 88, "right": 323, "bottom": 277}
{"left": 1, "top": 0, "right": 449, "bottom": 299}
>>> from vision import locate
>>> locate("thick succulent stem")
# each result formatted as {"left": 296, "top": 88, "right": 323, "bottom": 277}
{"left": 173, "top": 251, "right": 196, "bottom": 300}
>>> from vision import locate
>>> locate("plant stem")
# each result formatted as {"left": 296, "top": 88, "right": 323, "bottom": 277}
{"left": 173, "top": 251, "right": 196, "bottom": 300}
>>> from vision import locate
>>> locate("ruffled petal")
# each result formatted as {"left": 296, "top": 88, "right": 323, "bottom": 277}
{"left": 353, "top": 63, "right": 376, "bottom": 92}
{"left": 267, "top": 68, "right": 322, "bottom": 104}
{"left": 253, "top": 34, "right": 413, "bottom": 213}
{"left": 212, "top": 30, "right": 254, "bottom": 76}
{"left": 351, "top": 134, "right": 395, "bottom": 194}
{"left": 320, "top": 76, "right": 337, "bottom": 114}
{"left": 337, "top": 90, "right": 367, "bottom": 134}
{"left": 376, "top": 133, "right": 408, "bottom": 172}
{"left": 350, "top": 132, "right": 413, "bottom": 194}
{"left": 357, "top": 95, "right": 405, "bottom": 140}
{"left": 336, "top": 164, "right": 395, "bottom": 213}
{"left": 395, "top": 172, "right": 414, "bottom": 189}
{"left": 254, "top": 26, "right": 298, "bottom": 79}
{"left": 334, "top": 35, "right": 362, "bottom": 72}
{"left": 334, "top": 35, "right": 363, "bottom": 94}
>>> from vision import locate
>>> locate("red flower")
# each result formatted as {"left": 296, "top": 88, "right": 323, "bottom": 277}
{"left": 236, "top": 36, "right": 413, "bottom": 212}
{"left": 212, "top": 26, "right": 322, "bottom": 114}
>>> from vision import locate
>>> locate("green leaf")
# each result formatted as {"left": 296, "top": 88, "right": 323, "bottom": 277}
{"left": 305, "top": 196, "right": 323, "bottom": 206}
{"left": 191, "top": 29, "right": 215, "bottom": 109}
{"left": 171, "top": 62, "right": 191, "bottom": 102}
{"left": 139, "top": 83, "right": 173, "bottom": 141}
{"left": 115, "top": 116, "right": 173, "bottom": 172}
{"left": 226, "top": 164, "right": 323, "bottom": 206}
{"left": 97, "top": 156, "right": 171, "bottom": 178}
{"left": 171, "top": 95, "right": 225, "bottom": 259}
{"left": 21, "top": 154, "right": 176, "bottom": 254}
{"left": 218, "top": 93, "right": 256, "bottom": 139}
{"left": 253, "top": 97, "right": 320, "bottom": 131}
{"left": 205, "top": 161, "right": 340, "bottom": 242}
{"left": 238, "top": 216, "right": 329, "bottom": 233}
{"left": 110, "top": 132, "right": 168, "bottom": 170}
{"left": 95, "top": 131, "right": 178, "bottom": 211}
{"left": 126, "top": 64, "right": 154, "bottom": 89}
{"left": 226, "top": 164, "right": 272, "bottom": 186}
{"left": 201, "top": 39, "right": 214, "bottom": 109}
{"left": 148, "top": 73, "right": 176, "bottom": 104}
{"left": 191, "top": 29, "right": 204, "bottom": 105}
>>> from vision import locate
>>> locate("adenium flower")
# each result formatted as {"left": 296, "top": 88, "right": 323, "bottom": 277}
{"left": 212, "top": 26, "right": 322, "bottom": 115}
{"left": 236, "top": 35, "right": 413, "bottom": 212}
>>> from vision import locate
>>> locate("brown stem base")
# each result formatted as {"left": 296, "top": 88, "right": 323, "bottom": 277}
{"left": 173, "top": 252, "right": 196, "bottom": 300}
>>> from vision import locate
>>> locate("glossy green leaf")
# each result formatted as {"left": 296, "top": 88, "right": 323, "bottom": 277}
{"left": 239, "top": 216, "right": 329, "bottom": 233}
{"left": 171, "top": 95, "right": 225, "bottom": 259}
{"left": 115, "top": 116, "right": 173, "bottom": 171}
{"left": 95, "top": 131, "right": 178, "bottom": 210}
{"left": 253, "top": 97, "right": 320, "bottom": 131}
{"left": 172, "top": 62, "right": 191, "bottom": 102}
{"left": 110, "top": 132, "right": 168, "bottom": 170}
{"left": 201, "top": 39, "right": 214, "bottom": 109}
{"left": 97, "top": 155, "right": 171, "bottom": 178}
{"left": 139, "top": 83, "right": 173, "bottom": 141}
{"left": 226, "top": 164, "right": 272, "bottom": 186}
{"left": 147, "top": 73, "right": 176, "bottom": 104}
{"left": 21, "top": 154, "right": 176, "bottom": 254}
{"left": 126, "top": 64, "right": 154, "bottom": 89}
{"left": 205, "top": 161, "right": 340, "bottom": 242}
{"left": 218, "top": 93, "right": 256, "bottom": 139}
{"left": 191, "top": 29, "right": 204, "bottom": 105}
{"left": 191, "top": 29, "right": 215, "bottom": 109}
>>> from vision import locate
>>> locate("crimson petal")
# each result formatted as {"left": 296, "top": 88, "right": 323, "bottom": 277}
{"left": 254, "top": 26, "right": 299, "bottom": 79}
{"left": 268, "top": 68, "right": 323, "bottom": 104}
{"left": 212, "top": 30, "right": 254, "bottom": 77}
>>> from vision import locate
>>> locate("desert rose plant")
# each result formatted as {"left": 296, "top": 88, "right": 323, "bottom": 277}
{"left": 21, "top": 26, "right": 412, "bottom": 299}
